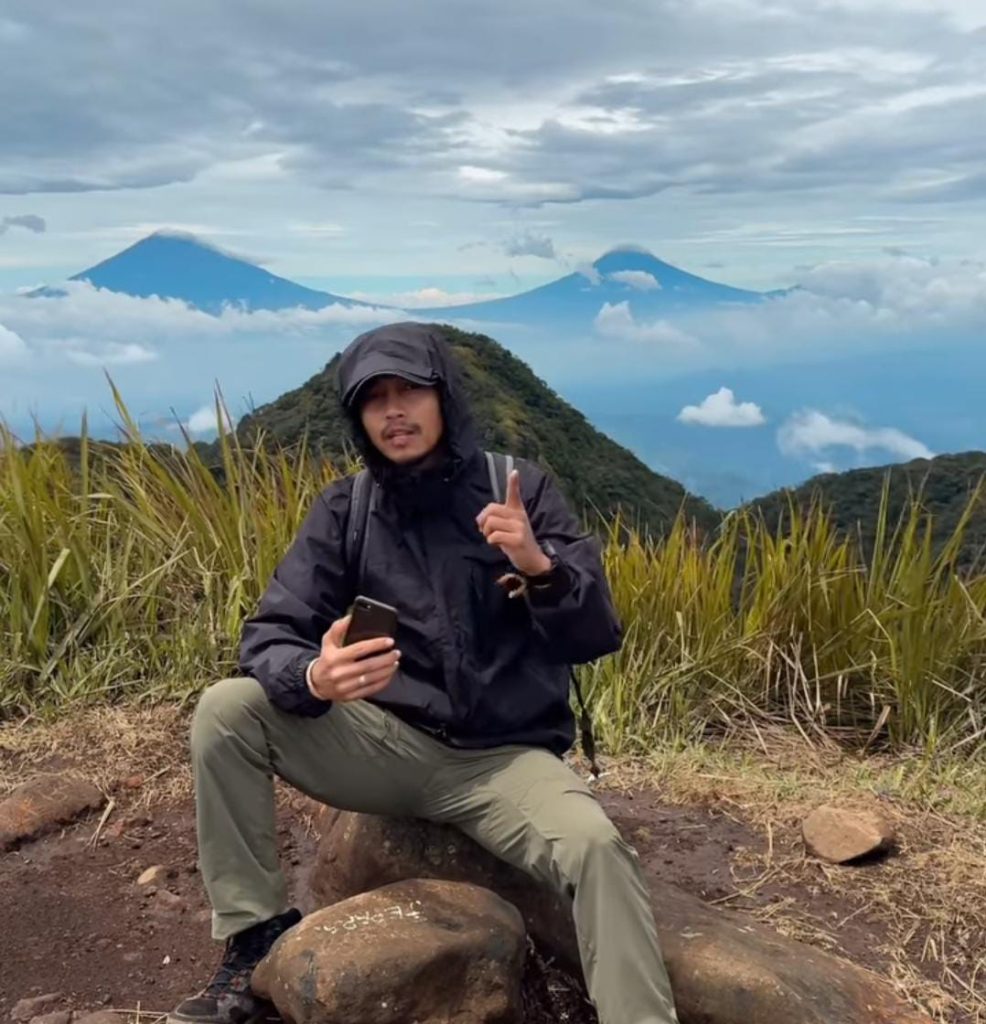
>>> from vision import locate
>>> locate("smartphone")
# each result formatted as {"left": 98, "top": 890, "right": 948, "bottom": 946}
{"left": 344, "top": 595, "right": 398, "bottom": 648}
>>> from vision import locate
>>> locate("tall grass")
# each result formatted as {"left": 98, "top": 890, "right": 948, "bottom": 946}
{"left": 2, "top": 413, "right": 985, "bottom": 759}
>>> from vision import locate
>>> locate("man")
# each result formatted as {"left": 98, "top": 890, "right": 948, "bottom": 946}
{"left": 170, "top": 323, "right": 679, "bottom": 1024}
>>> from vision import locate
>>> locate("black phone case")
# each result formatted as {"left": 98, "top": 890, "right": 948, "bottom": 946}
{"left": 344, "top": 597, "right": 398, "bottom": 646}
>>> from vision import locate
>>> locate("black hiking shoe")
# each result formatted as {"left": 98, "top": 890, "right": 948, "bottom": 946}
{"left": 168, "top": 908, "right": 302, "bottom": 1024}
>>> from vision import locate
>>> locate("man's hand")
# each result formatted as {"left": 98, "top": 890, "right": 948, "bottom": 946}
{"left": 308, "top": 615, "right": 401, "bottom": 702}
{"left": 476, "top": 469, "right": 552, "bottom": 576}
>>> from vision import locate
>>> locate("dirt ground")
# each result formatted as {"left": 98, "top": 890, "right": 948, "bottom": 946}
{"left": 0, "top": 710, "right": 982, "bottom": 1024}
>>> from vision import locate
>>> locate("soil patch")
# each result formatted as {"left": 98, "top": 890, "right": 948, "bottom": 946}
{"left": 0, "top": 779, "right": 945, "bottom": 1023}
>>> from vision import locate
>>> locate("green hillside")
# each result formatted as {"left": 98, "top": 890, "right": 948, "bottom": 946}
{"left": 750, "top": 451, "right": 986, "bottom": 566}
{"left": 234, "top": 324, "right": 718, "bottom": 536}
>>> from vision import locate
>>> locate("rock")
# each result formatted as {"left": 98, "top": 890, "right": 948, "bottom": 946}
{"left": 0, "top": 777, "right": 103, "bottom": 850}
{"left": 30, "top": 1012, "right": 72, "bottom": 1024}
{"left": 312, "top": 809, "right": 570, "bottom": 968}
{"left": 311, "top": 810, "right": 932, "bottom": 1024}
{"left": 253, "top": 878, "right": 525, "bottom": 1024}
{"left": 122, "top": 774, "right": 144, "bottom": 789}
{"left": 147, "top": 889, "right": 186, "bottom": 918}
{"left": 73, "top": 1013, "right": 121, "bottom": 1024}
{"left": 11, "top": 994, "right": 63, "bottom": 1021}
{"left": 802, "top": 805, "right": 895, "bottom": 863}
{"left": 136, "top": 864, "right": 173, "bottom": 886}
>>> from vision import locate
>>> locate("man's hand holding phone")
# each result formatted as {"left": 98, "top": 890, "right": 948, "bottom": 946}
{"left": 308, "top": 614, "right": 401, "bottom": 702}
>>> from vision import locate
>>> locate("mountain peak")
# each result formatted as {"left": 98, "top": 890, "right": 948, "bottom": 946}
{"left": 69, "top": 231, "right": 365, "bottom": 313}
{"left": 596, "top": 243, "right": 656, "bottom": 262}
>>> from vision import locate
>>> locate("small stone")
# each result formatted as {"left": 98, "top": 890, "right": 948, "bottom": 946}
{"left": 11, "top": 994, "right": 63, "bottom": 1022}
{"left": 137, "top": 864, "right": 172, "bottom": 886}
{"left": 123, "top": 774, "right": 144, "bottom": 789}
{"left": 148, "top": 889, "right": 187, "bottom": 918}
{"left": 802, "top": 805, "right": 896, "bottom": 864}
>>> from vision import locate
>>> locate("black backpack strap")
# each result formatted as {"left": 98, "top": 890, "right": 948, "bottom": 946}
{"left": 571, "top": 668, "right": 601, "bottom": 780}
{"left": 485, "top": 450, "right": 601, "bottom": 779}
{"left": 344, "top": 468, "right": 375, "bottom": 590}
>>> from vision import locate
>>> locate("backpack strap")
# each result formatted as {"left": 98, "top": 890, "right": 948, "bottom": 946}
{"left": 486, "top": 449, "right": 601, "bottom": 779}
{"left": 571, "top": 669, "right": 602, "bottom": 780}
{"left": 485, "top": 450, "right": 514, "bottom": 503}
{"left": 344, "top": 468, "right": 376, "bottom": 590}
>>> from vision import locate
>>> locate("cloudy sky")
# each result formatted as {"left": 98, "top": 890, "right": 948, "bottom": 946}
{"left": 2, "top": 0, "right": 986, "bottom": 301}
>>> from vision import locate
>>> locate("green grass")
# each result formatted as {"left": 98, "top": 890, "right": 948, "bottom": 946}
{"left": 2, "top": 409, "right": 985, "bottom": 768}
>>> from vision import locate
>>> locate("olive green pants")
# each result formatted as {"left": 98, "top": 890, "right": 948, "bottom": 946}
{"left": 191, "top": 677, "right": 678, "bottom": 1024}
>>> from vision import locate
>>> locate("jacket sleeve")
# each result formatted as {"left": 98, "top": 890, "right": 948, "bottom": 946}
{"left": 238, "top": 480, "right": 353, "bottom": 716}
{"left": 521, "top": 463, "right": 623, "bottom": 665}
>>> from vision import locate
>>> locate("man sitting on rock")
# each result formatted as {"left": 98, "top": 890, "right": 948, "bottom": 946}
{"left": 170, "top": 322, "right": 679, "bottom": 1024}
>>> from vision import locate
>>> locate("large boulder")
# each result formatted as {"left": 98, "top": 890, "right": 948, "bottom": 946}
{"left": 253, "top": 878, "right": 526, "bottom": 1024}
{"left": 311, "top": 809, "right": 932, "bottom": 1024}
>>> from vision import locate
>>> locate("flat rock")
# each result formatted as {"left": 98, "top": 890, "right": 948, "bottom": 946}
{"left": 253, "top": 878, "right": 525, "bottom": 1024}
{"left": 30, "top": 1012, "right": 73, "bottom": 1024}
{"left": 0, "top": 777, "right": 103, "bottom": 851}
{"left": 73, "top": 1013, "right": 120, "bottom": 1024}
{"left": 11, "top": 994, "right": 63, "bottom": 1021}
{"left": 802, "top": 805, "right": 895, "bottom": 863}
{"left": 311, "top": 810, "right": 931, "bottom": 1024}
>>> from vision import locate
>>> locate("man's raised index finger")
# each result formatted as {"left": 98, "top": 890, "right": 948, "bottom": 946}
{"left": 505, "top": 469, "right": 523, "bottom": 510}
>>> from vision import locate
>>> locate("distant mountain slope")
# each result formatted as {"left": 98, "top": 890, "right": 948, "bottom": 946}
{"left": 750, "top": 452, "right": 986, "bottom": 565}
{"left": 419, "top": 246, "right": 764, "bottom": 323}
{"left": 67, "top": 232, "right": 372, "bottom": 313}
{"left": 234, "top": 324, "right": 719, "bottom": 536}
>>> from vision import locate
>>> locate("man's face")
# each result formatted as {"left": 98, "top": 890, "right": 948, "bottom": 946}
{"left": 359, "top": 375, "right": 445, "bottom": 465}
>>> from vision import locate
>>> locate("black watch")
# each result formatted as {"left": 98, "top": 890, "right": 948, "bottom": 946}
{"left": 525, "top": 546, "right": 562, "bottom": 589}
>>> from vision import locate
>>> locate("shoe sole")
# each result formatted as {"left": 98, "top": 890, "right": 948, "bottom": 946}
{"left": 167, "top": 1006, "right": 277, "bottom": 1024}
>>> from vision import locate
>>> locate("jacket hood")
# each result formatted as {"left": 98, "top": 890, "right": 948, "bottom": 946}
{"left": 336, "top": 322, "right": 480, "bottom": 488}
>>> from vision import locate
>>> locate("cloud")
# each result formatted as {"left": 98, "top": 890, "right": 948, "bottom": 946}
{"left": 593, "top": 301, "right": 698, "bottom": 347}
{"left": 678, "top": 387, "right": 766, "bottom": 427}
{"left": 503, "top": 232, "right": 556, "bottom": 259}
{"left": 577, "top": 263, "right": 602, "bottom": 286}
{"left": 347, "top": 286, "right": 502, "bottom": 308}
{"left": 187, "top": 403, "right": 234, "bottom": 435}
{"left": 0, "top": 281, "right": 396, "bottom": 345}
{"left": 0, "top": 214, "right": 46, "bottom": 235}
{"left": 0, "top": 322, "right": 28, "bottom": 362}
{"left": 66, "top": 342, "right": 158, "bottom": 367}
{"left": 608, "top": 269, "right": 661, "bottom": 291}
{"left": 1, "top": 0, "right": 982, "bottom": 223}
{"left": 777, "top": 409, "right": 933, "bottom": 461}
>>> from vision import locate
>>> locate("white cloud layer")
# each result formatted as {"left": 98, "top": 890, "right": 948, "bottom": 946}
{"left": 0, "top": 322, "right": 28, "bottom": 362}
{"left": 777, "top": 409, "right": 933, "bottom": 460}
{"left": 66, "top": 342, "right": 157, "bottom": 366}
{"left": 187, "top": 403, "right": 234, "bottom": 435}
{"left": 0, "top": 282, "right": 398, "bottom": 361}
{"left": 678, "top": 387, "right": 766, "bottom": 427}
{"left": 608, "top": 270, "right": 660, "bottom": 291}
{"left": 347, "top": 286, "right": 502, "bottom": 308}
{"left": 594, "top": 301, "right": 698, "bottom": 347}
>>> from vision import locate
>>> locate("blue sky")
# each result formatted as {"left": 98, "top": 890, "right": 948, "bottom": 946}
{"left": 2, "top": 0, "right": 986, "bottom": 301}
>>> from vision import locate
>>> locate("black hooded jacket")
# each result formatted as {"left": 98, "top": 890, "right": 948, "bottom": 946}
{"left": 238, "top": 323, "right": 623, "bottom": 754}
